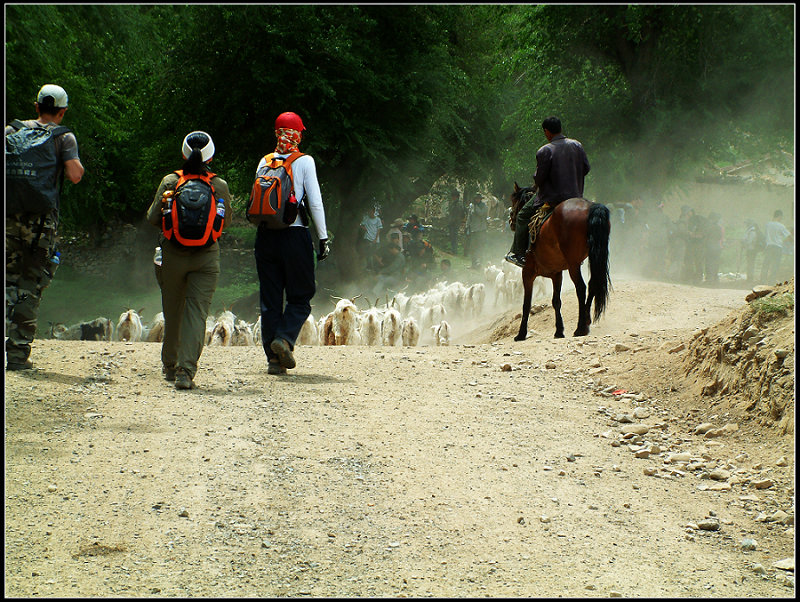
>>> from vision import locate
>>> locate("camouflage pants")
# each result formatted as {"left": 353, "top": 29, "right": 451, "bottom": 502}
{"left": 5, "top": 212, "right": 59, "bottom": 364}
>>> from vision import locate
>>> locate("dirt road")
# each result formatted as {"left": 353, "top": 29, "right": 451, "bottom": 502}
{"left": 4, "top": 278, "right": 795, "bottom": 597}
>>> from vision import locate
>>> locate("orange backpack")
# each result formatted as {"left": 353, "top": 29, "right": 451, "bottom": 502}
{"left": 162, "top": 170, "right": 224, "bottom": 247}
{"left": 247, "top": 152, "right": 304, "bottom": 228}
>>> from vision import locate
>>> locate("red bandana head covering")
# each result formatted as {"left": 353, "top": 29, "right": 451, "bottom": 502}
{"left": 275, "top": 128, "right": 302, "bottom": 154}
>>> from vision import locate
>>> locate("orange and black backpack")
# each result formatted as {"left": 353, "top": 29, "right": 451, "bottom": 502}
{"left": 247, "top": 151, "right": 304, "bottom": 228}
{"left": 162, "top": 170, "right": 224, "bottom": 247}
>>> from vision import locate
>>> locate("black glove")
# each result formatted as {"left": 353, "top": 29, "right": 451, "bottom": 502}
{"left": 317, "top": 238, "right": 330, "bottom": 261}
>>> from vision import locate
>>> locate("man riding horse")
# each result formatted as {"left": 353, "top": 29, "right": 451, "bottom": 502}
{"left": 505, "top": 116, "right": 591, "bottom": 267}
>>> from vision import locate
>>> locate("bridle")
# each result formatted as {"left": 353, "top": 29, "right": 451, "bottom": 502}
{"left": 510, "top": 185, "right": 537, "bottom": 224}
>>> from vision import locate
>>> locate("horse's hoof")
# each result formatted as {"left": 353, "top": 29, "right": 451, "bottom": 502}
{"left": 573, "top": 329, "right": 589, "bottom": 337}
{"left": 514, "top": 334, "right": 526, "bottom": 342}
{"left": 554, "top": 332, "right": 565, "bottom": 339}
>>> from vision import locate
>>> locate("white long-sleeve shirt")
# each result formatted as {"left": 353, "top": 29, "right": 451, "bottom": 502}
{"left": 256, "top": 153, "right": 328, "bottom": 240}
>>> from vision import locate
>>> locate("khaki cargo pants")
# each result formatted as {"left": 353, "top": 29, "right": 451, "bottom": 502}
{"left": 155, "top": 242, "right": 220, "bottom": 380}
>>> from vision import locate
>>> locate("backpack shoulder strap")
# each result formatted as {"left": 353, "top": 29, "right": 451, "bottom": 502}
{"left": 174, "top": 170, "right": 217, "bottom": 195}
{"left": 283, "top": 151, "right": 305, "bottom": 167}
{"left": 50, "top": 125, "right": 72, "bottom": 137}
{"left": 172, "top": 170, "right": 187, "bottom": 190}
{"left": 8, "top": 120, "right": 71, "bottom": 137}
{"left": 200, "top": 171, "right": 217, "bottom": 194}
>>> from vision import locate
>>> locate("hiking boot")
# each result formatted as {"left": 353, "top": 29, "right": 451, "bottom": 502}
{"left": 163, "top": 365, "right": 176, "bottom": 381}
{"left": 270, "top": 338, "right": 296, "bottom": 369}
{"left": 7, "top": 359, "right": 33, "bottom": 371}
{"left": 267, "top": 360, "right": 287, "bottom": 375}
{"left": 504, "top": 252, "right": 526, "bottom": 268}
{"left": 174, "top": 368, "right": 194, "bottom": 390}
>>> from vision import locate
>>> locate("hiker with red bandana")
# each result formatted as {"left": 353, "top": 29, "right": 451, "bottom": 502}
{"left": 252, "top": 112, "right": 329, "bottom": 375}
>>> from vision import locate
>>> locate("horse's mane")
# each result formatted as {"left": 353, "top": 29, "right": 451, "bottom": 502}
{"left": 512, "top": 185, "right": 538, "bottom": 207}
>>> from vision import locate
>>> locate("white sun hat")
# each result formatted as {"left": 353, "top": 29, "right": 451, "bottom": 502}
{"left": 181, "top": 131, "right": 215, "bottom": 163}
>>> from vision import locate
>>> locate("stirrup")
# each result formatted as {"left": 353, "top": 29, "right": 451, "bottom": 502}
{"left": 505, "top": 252, "right": 525, "bottom": 268}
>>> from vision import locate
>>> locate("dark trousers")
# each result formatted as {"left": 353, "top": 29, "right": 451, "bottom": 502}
{"left": 470, "top": 230, "right": 486, "bottom": 267}
{"left": 761, "top": 244, "right": 783, "bottom": 284}
{"left": 511, "top": 197, "right": 542, "bottom": 256}
{"left": 254, "top": 226, "right": 316, "bottom": 361}
{"left": 447, "top": 222, "right": 460, "bottom": 254}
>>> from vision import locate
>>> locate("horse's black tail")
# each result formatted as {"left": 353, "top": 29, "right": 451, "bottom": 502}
{"left": 587, "top": 203, "right": 612, "bottom": 322}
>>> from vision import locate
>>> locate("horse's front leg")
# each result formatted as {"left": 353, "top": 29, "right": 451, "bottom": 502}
{"left": 551, "top": 272, "right": 564, "bottom": 338}
{"left": 515, "top": 264, "right": 536, "bottom": 341}
{"left": 569, "top": 264, "right": 590, "bottom": 336}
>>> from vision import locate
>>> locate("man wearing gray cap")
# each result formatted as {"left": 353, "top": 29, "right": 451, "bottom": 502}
{"left": 5, "top": 84, "right": 84, "bottom": 371}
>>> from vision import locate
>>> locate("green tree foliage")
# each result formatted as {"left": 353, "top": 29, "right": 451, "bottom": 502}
{"left": 6, "top": 5, "right": 162, "bottom": 235}
{"left": 5, "top": 4, "right": 794, "bottom": 280}
{"left": 499, "top": 4, "right": 794, "bottom": 199}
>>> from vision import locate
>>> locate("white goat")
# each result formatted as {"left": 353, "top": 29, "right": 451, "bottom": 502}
{"left": 391, "top": 292, "right": 411, "bottom": 315}
{"left": 231, "top": 319, "right": 254, "bottom": 346}
{"left": 297, "top": 313, "right": 318, "bottom": 346}
{"left": 485, "top": 264, "right": 503, "bottom": 286}
{"left": 52, "top": 317, "right": 113, "bottom": 341}
{"left": 319, "top": 312, "right": 336, "bottom": 346}
{"left": 116, "top": 309, "right": 144, "bottom": 342}
{"left": 359, "top": 307, "right": 383, "bottom": 346}
{"left": 442, "top": 281, "right": 467, "bottom": 317}
{"left": 209, "top": 310, "right": 236, "bottom": 346}
{"left": 145, "top": 312, "right": 165, "bottom": 342}
{"left": 401, "top": 317, "right": 420, "bottom": 347}
{"left": 494, "top": 270, "right": 508, "bottom": 305}
{"left": 205, "top": 314, "right": 216, "bottom": 345}
{"left": 51, "top": 322, "right": 80, "bottom": 340}
{"left": 332, "top": 298, "right": 361, "bottom": 345}
{"left": 463, "top": 283, "right": 486, "bottom": 318}
{"left": 433, "top": 320, "right": 451, "bottom": 346}
{"left": 381, "top": 307, "right": 403, "bottom": 347}
{"left": 420, "top": 303, "right": 447, "bottom": 332}
{"left": 251, "top": 316, "right": 262, "bottom": 346}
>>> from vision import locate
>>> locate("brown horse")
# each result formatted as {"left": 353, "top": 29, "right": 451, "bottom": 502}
{"left": 509, "top": 183, "right": 611, "bottom": 340}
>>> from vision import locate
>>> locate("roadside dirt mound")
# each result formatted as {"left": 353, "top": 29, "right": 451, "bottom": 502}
{"left": 473, "top": 279, "right": 795, "bottom": 438}
{"left": 682, "top": 280, "right": 795, "bottom": 435}
{"left": 478, "top": 303, "right": 551, "bottom": 344}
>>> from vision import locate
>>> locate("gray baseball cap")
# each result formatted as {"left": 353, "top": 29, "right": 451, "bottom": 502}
{"left": 37, "top": 84, "right": 68, "bottom": 108}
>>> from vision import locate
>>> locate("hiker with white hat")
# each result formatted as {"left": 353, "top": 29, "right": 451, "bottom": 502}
{"left": 145, "top": 131, "right": 233, "bottom": 390}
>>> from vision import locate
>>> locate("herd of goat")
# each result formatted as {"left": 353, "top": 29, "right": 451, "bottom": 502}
{"left": 49, "top": 264, "right": 543, "bottom": 348}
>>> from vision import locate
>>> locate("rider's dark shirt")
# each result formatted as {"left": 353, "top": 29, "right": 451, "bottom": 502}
{"left": 533, "top": 133, "right": 591, "bottom": 206}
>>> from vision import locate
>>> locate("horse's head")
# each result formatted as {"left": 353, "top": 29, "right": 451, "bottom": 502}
{"left": 509, "top": 182, "right": 538, "bottom": 228}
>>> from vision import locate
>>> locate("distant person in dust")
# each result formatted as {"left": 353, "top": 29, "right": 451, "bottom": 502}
{"left": 741, "top": 219, "right": 763, "bottom": 284}
{"left": 761, "top": 210, "right": 792, "bottom": 284}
